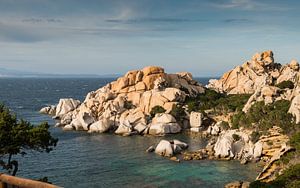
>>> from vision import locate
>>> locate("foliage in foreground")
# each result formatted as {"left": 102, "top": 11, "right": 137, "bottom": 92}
{"left": 0, "top": 104, "right": 58, "bottom": 176}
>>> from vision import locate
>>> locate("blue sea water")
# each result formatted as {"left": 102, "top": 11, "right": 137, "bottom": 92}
{"left": 0, "top": 78, "right": 261, "bottom": 188}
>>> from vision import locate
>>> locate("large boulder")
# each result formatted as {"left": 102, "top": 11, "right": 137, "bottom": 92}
{"left": 89, "top": 118, "right": 113, "bottom": 133}
{"left": 55, "top": 98, "right": 80, "bottom": 117}
{"left": 214, "top": 133, "right": 235, "bottom": 158}
{"left": 155, "top": 140, "right": 174, "bottom": 157}
{"left": 148, "top": 123, "right": 181, "bottom": 135}
{"left": 148, "top": 113, "right": 181, "bottom": 135}
{"left": 154, "top": 139, "right": 188, "bottom": 157}
{"left": 189, "top": 111, "right": 203, "bottom": 132}
{"left": 288, "top": 94, "right": 300, "bottom": 123}
{"left": 276, "top": 59, "right": 299, "bottom": 84}
{"left": 253, "top": 141, "right": 263, "bottom": 159}
{"left": 190, "top": 112, "right": 203, "bottom": 128}
{"left": 214, "top": 130, "right": 250, "bottom": 159}
{"left": 115, "top": 120, "right": 133, "bottom": 136}
{"left": 152, "top": 113, "right": 176, "bottom": 124}
{"left": 142, "top": 66, "right": 164, "bottom": 77}
{"left": 39, "top": 105, "right": 56, "bottom": 116}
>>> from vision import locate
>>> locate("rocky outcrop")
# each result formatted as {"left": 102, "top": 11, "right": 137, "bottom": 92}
{"left": 242, "top": 86, "right": 293, "bottom": 113}
{"left": 55, "top": 98, "right": 80, "bottom": 117}
{"left": 207, "top": 51, "right": 299, "bottom": 94}
{"left": 256, "top": 145, "right": 292, "bottom": 182}
{"left": 41, "top": 66, "right": 205, "bottom": 135}
{"left": 276, "top": 59, "right": 299, "bottom": 84}
{"left": 213, "top": 130, "right": 248, "bottom": 159}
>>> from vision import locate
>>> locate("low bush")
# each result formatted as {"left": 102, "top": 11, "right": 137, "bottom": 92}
{"left": 250, "top": 131, "right": 261, "bottom": 143}
{"left": 219, "top": 121, "right": 230, "bottom": 130}
{"left": 170, "top": 104, "right": 186, "bottom": 122}
{"left": 150, "top": 105, "right": 166, "bottom": 118}
{"left": 232, "top": 134, "right": 241, "bottom": 141}
{"left": 290, "top": 132, "right": 300, "bottom": 151}
{"left": 230, "top": 100, "right": 296, "bottom": 134}
{"left": 124, "top": 101, "right": 135, "bottom": 109}
{"left": 275, "top": 80, "right": 294, "bottom": 89}
{"left": 185, "top": 89, "right": 250, "bottom": 114}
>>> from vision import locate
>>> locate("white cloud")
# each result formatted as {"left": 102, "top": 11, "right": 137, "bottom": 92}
{"left": 210, "top": 0, "right": 292, "bottom": 11}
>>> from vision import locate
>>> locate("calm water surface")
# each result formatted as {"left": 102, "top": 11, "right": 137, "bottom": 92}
{"left": 0, "top": 78, "right": 261, "bottom": 188}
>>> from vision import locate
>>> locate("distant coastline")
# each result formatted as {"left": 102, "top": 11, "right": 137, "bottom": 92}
{"left": 0, "top": 68, "right": 122, "bottom": 78}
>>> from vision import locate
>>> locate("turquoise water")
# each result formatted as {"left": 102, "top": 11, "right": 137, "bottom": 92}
{"left": 0, "top": 78, "right": 261, "bottom": 187}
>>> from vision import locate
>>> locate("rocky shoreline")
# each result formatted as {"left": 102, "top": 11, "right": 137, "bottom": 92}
{"left": 41, "top": 50, "right": 300, "bottom": 187}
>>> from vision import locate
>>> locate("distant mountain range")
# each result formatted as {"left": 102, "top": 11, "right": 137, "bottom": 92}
{"left": 0, "top": 68, "right": 121, "bottom": 78}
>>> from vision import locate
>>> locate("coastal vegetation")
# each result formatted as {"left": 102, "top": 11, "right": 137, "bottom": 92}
{"left": 231, "top": 100, "right": 297, "bottom": 134}
{"left": 185, "top": 89, "right": 251, "bottom": 114}
{"left": 0, "top": 104, "right": 58, "bottom": 176}
{"left": 275, "top": 80, "right": 294, "bottom": 89}
{"left": 250, "top": 164, "right": 300, "bottom": 188}
{"left": 150, "top": 105, "right": 166, "bottom": 118}
{"left": 38, "top": 51, "right": 300, "bottom": 187}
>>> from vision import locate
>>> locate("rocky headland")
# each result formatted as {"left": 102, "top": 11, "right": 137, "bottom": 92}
{"left": 41, "top": 51, "right": 300, "bottom": 188}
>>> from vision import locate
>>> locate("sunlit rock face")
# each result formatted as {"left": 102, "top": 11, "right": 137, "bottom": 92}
{"left": 207, "top": 51, "right": 300, "bottom": 94}
{"left": 42, "top": 66, "right": 205, "bottom": 135}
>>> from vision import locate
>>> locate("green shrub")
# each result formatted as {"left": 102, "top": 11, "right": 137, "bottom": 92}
{"left": 124, "top": 101, "right": 135, "bottom": 109}
{"left": 275, "top": 80, "right": 294, "bottom": 89}
{"left": 185, "top": 89, "right": 250, "bottom": 114}
{"left": 267, "top": 140, "right": 273, "bottom": 146}
{"left": 230, "top": 100, "right": 296, "bottom": 134}
{"left": 219, "top": 121, "right": 230, "bottom": 130}
{"left": 232, "top": 134, "right": 241, "bottom": 141}
{"left": 150, "top": 105, "right": 166, "bottom": 118}
{"left": 279, "top": 151, "right": 296, "bottom": 165}
{"left": 170, "top": 104, "right": 186, "bottom": 122}
{"left": 249, "top": 181, "right": 271, "bottom": 188}
{"left": 290, "top": 132, "right": 300, "bottom": 151}
{"left": 250, "top": 131, "right": 261, "bottom": 143}
{"left": 271, "top": 164, "right": 300, "bottom": 188}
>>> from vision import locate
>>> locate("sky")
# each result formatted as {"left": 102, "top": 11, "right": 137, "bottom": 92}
{"left": 0, "top": 0, "right": 300, "bottom": 77}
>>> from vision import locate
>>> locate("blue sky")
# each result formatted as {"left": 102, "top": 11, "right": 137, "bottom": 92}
{"left": 0, "top": 0, "right": 300, "bottom": 76}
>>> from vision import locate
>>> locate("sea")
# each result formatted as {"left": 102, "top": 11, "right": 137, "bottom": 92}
{"left": 0, "top": 78, "right": 261, "bottom": 188}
